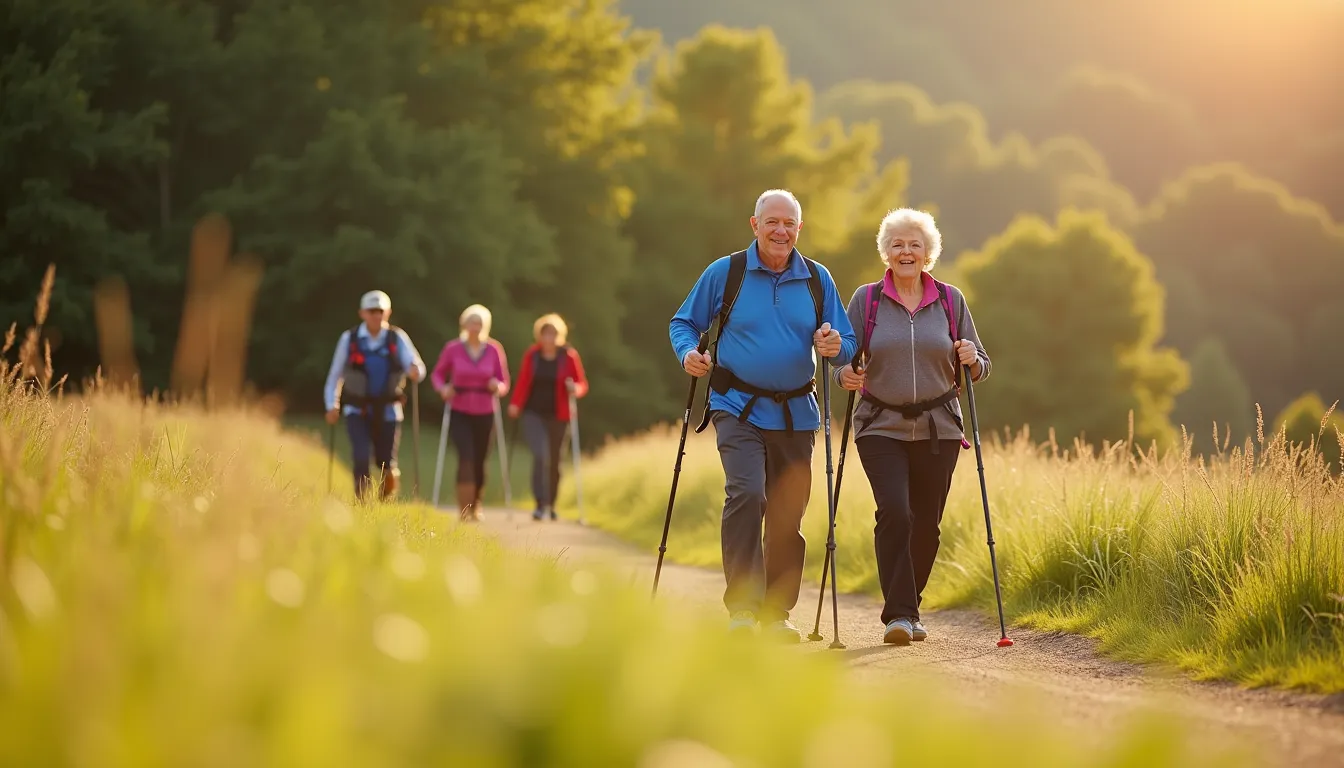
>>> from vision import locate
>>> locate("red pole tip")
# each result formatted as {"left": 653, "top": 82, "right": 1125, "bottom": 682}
{"left": 997, "top": 638, "right": 1014, "bottom": 647}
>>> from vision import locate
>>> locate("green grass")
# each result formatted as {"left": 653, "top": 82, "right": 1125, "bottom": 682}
{"left": 569, "top": 417, "right": 1344, "bottom": 694}
{"left": 0, "top": 375, "right": 1249, "bottom": 766}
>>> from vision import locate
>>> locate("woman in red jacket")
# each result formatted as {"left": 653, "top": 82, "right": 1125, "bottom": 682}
{"left": 507, "top": 313, "right": 588, "bottom": 521}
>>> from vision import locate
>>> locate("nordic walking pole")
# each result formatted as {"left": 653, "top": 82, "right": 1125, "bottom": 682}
{"left": 652, "top": 331, "right": 709, "bottom": 598}
{"left": 326, "top": 418, "right": 336, "bottom": 495}
{"left": 964, "top": 363, "right": 1013, "bottom": 647}
{"left": 818, "top": 336, "right": 845, "bottom": 650}
{"left": 810, "top": 351, "right": 861, "bottom": 643}
{"left": 411, "top": 382, "right": 422, "bottom": 497}
{"left": 566, "top": 378, "right": 584, "bottom": 525}
{"left": 492, "top": 394, "right": 513, "bottom": 508}
{"left": 431, "top": 402, "right": 452, "bottom": 507}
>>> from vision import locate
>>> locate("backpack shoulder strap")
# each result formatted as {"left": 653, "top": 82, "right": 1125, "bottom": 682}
{"left": 934, "top": 280, "right": 961, "bottom": 388}
{"left": 860, "top": 282, "right": 882, "bottom": 364}
{"left": 802, "top": 256, "right": 824, "bottom": 330}
{"left": 710, "top": 250, "right": 749, "bottom": 363}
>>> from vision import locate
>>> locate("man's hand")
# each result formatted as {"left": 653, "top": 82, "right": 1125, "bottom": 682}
{"left": 839, "top": 365, "right": 866, "bottom": 391}
{"left": 814, "top": 322, "right": 841, "bottom": 358}
{"left": 683, "top": 349, "right": 711, "bottom": 378}
{"left": 408, "top": 366, "right": 424, "bottom": 383}
{"left": 325, "top": 408, "right": 340, "bottom": 425}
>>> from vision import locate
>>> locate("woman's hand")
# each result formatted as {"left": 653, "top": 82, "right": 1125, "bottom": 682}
{"left": 839, "top": 365, "right": 866, "bottom": 391}
{"left": 439, "top": 384, "right": 455, "bottom": 402}
{"left": 507, "top": 404, "right": 520, "bottom": 418}
{"left": 954, "top": 340, "right": 979, "bottom": 367}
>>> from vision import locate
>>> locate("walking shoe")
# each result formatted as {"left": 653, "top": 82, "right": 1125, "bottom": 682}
{"left": 765, "top": 619, "right": 802, "bottom": 643}
{"left": 883, "top": 618, "right": 914, "bottom": 645}
{"left": 911, "top": 619, "right": 928, "bottom": 641}
{"left": 728, "top": 611, "right": 757, "bottom": 634}
{"left": 532, "top": 508, "right": 545, "bottom": 521}
{"left": 548, "top": 507, "right": 557, "bottom": 521}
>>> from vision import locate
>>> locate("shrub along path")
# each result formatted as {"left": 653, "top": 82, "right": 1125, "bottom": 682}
{"left": 475, "top": 508, "right": 1344, "bottom": 768}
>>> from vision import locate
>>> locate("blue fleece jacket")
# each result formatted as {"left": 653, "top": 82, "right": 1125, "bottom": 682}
{"left": 669, "top": 241, "right": 857, "bottom": 432}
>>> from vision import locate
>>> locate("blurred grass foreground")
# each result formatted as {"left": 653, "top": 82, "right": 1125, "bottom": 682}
{"left": 0, "top": 268, "right": 1245, "bottom": 766}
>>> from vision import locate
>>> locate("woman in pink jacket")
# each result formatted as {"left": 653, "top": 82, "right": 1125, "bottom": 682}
{"left": 430, "top": 304, "right": 510, "bottom": 520}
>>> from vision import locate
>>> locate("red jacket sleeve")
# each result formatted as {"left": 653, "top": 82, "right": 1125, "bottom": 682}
{"left": 510, "top": 347, "right": 534, "bottom": 409}
{"left": 566, "top": 347, "right": 589, "bottom": 399}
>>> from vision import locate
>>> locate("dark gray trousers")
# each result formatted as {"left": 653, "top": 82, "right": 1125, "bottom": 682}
{"left": 712, "top": 411, "right": 815, "bottom": 623}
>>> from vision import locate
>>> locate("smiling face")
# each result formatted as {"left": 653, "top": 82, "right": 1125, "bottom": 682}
{"left": 751, "top": 194, "right": 802, "bottom": 266}
{"left": 462, "top": 315, "right": 483, "bottom": 342}
{"left": 883, "top": 225, "right": 928, "bottom": 281}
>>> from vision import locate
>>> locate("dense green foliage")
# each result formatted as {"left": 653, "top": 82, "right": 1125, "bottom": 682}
{"left": 957, "top": 210, "right": 1188, "bottom": 447}
{"left": 3, "top": 0, "right": 1341, "bottom": 449}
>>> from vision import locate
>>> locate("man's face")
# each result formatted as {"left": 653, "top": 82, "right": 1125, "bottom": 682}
{"left": 360, "top": 308, "right": 387, "bottom": 330}
{"left": 751, "top": 196, "right": 801, "bottom": 263}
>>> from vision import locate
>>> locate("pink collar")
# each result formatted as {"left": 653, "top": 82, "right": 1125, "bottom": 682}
{"left": 882, "top": 269, "right": 938, "bottom": 311}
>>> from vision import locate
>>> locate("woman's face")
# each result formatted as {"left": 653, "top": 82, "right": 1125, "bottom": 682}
{"left": 539, "top": 326, "right": 558, "bottom": 350}
{"left": 884, "top": 225, "right": 928, "bottom": 281}
{"left": 463, "top": 316, "right": 483, "bottom": 341}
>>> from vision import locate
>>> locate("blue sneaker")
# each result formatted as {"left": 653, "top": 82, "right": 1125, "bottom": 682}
{"left": 911, "top": 619, "right": 928, "bottom": 641}
{"left": 883, "top": 618, "right": 914, "bottom": 645}
{"left": 532, "top": 508, "right": 545, "bottom": 521}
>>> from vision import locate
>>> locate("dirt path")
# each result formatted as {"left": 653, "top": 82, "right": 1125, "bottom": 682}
{"left": 474, "top": 508, "right": 1344, "bottom": 767}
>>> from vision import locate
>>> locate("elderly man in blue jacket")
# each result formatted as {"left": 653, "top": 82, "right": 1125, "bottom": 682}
{"left": 670, "top": 189, "right": 857, "bottom": 641}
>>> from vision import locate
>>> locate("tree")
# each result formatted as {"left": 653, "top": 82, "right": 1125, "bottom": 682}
{"left": 0, "top": 0, "right": 662, "bottom": 444}
{"left": 0, "top": 0, "right": 169, "bottom": 377}
{"left": 1274, "top": 392, "right": 1343, "bottom": 473}
{"left": 1171, "top": 339, "right": 1254, "bottom": 455}
{"left": 817, "top": 80, "right": 1138, "bottom": 262}
{"left": 1134, "top": 163, "right": 1344, "bottom": 419}
{"left": 957, "top": 209, "right": 1189, "bottom": 447}
{"left": 618, "top": 25, "right": 907, "bottom": 421}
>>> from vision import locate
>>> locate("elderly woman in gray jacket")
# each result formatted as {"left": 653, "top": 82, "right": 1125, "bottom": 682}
{"left": 836, "top": 207, "right": 991, "bottom": 646}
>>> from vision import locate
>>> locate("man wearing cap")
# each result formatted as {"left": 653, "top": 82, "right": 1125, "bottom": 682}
{"left": 324, "top": 290, "right": 427, "bottom": 501}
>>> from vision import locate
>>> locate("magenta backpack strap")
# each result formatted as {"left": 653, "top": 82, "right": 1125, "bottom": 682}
{"left": 862, "top": 282, "right": 881, "bottom": 358}
{"left": 935, "top": 279, "right": 972, "bottom": 450}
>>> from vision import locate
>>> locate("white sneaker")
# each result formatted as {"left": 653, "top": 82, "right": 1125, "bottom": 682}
{"left": 883, "top": 618, "right": 914, "bottom": 645}
{"left": 911, "top": 619, "right": 928, "bottom": 641}
{"left": 728, "top": 610, "right": 757, "bottom": 634}
{"left": 765, "top": 619, "right": 802, "bottom": 643}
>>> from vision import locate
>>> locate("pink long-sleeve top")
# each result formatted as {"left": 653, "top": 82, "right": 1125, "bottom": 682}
{"left": 430, "top": 338, "right": 510, "bottom": 416}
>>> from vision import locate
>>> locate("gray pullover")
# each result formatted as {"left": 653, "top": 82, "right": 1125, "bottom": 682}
{"left": 833, "top": 276, "right": 991, "bottom": 443}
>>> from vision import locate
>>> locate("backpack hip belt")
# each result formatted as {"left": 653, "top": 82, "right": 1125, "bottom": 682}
{"left": 701, "top": 365, "right": 816, "bottom": 436}
{"left": 857, "top": 386, "right": 962, "bottom": 453}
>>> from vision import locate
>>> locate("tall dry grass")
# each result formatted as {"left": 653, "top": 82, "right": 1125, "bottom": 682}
{"left": 569, "top": 410, "right": 1344, "bottom": 693}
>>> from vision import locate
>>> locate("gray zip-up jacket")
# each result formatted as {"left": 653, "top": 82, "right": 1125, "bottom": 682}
{"left": 832, "top": 276, "right": 990, "bottom": 443}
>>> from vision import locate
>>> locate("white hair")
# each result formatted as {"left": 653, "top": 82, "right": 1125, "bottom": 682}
{"left": 877, "top": 208, "right": 943, "bottom": 270}
{"left": 458, "top": 303, "right": 492, "bottom": 341}
{"left": 754, "top": 189, "right": 802, "bottom": 220}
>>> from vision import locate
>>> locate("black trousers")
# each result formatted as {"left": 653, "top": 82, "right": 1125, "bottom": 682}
{"left": 855, "top": 436, "right": 961, "bottom": 625}
{"left": 449, "top": 411, "right": 494, "bottom": 487}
